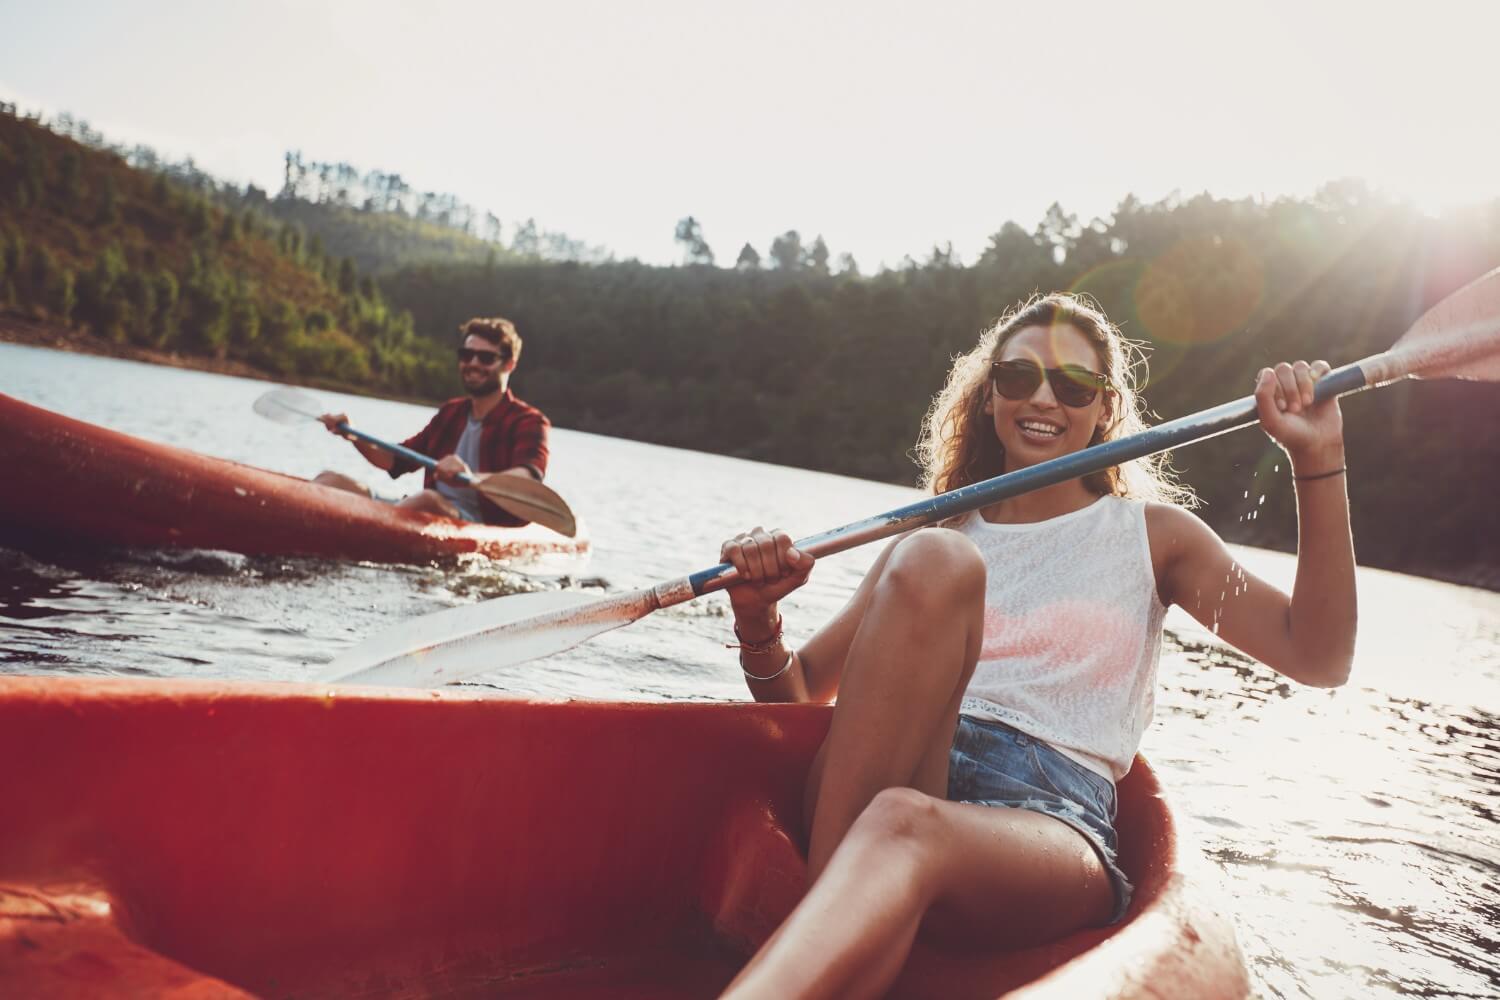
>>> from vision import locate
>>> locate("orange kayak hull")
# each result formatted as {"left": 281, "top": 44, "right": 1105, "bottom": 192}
{"left": 0, "top": 393, "right": 587, "bottom": 565}
{"left": 0, "top": 675, "right": 1247, "bottom": 998}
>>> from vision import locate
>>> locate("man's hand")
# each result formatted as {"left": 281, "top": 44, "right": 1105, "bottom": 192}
{"left": 434, "top": 454, "right": 472, "bottom": 484}
{"left": 319, "top": 413, "right": 352, "bottom": 438}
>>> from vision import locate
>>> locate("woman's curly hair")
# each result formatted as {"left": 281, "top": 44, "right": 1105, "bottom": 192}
{"left": 915, "top": 292, "right": 1195, "bottom": 506}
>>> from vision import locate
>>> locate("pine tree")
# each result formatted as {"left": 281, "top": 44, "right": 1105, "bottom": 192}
{"left": 806, "top": 235, "right": 830, "bottom": 274}
{"left": 769, "top": 231, "right": 803, "bottom": 270}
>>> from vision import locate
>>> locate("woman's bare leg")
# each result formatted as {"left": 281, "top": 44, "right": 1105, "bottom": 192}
{"left": 722, "top": 792, "right": 1115, "bottom": 1000}
{"left": 312, "top": 471, "right": 371, "bottom": 496}
{"left": 395, "top": 489, "right": 464, "bottom": 518}
{"left": 802, "top": 529, "right": 987, "bottom": 878}
{"left": 313, "top": 476, "right": 463, "bottom": 519}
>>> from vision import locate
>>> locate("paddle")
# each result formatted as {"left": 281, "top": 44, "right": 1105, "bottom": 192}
{"left": 253, "top": 386, "right": 578, "bottom": 538}
{"left": 325, "top": 266, "right": 1500, "bottom": 687}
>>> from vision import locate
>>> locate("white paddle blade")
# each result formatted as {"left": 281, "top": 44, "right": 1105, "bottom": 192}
{"left": 252, "top": 386, "right": 327, "bottom": 425}
{"left": 474, "top": 474, "right": 579, "bottom": 537}
{"left": 1393, "top": 265, "right": 1500, "bottom": 381}
{"left": 322, "top": 588, "right": 657, "bottom": 687}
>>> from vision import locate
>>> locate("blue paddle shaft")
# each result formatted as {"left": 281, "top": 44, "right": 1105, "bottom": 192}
{"left": 684, "top": 361, "right": 1372, "bottom": 598}
{"left": 337, "top": 424, "right": 480, "bottom": 486}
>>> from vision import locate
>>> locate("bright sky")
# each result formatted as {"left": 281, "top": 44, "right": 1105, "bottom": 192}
{"left": 3, "top": 0, "right": 1496, "bottom": 270}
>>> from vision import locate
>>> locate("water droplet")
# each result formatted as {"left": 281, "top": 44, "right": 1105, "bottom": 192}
{"left": 1258, "top": 495, "right": 1266, "bottom": 506}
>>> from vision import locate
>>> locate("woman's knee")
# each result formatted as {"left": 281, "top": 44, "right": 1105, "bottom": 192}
{"left": 878, "top": 530, "right": 985, "bottom": 609}
{"left": 848, "top": 787, "right": 945, "bottom": 850}
{"left": 313, "top": 471, "right": 369, "bottom": 496}
{"left": 400, "top": 490, "right": 456, "bottom": 515}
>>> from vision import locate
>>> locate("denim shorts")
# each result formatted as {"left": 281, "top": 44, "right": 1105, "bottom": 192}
{"left": 947, "top": 715, "right": 1133, "bottom": 923}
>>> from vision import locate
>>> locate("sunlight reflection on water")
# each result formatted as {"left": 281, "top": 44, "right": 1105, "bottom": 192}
{"left": 2, "top": 343, "right": 1497, "bottom": 998}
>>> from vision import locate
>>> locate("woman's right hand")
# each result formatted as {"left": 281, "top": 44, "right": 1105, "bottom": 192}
{"left": 319, "top": 413, "right": 352, "bottom": 437}
{"left": 719, "top": 527, "right": 815, "bottom": 619}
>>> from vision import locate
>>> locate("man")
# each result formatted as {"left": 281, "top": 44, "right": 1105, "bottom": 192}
{"left": 315, "top": 316, "right": 549, "bottom": 526}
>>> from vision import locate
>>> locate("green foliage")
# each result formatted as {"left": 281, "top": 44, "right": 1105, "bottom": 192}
{"left": 336, "top": 256, "right": 356, "bottom": 295}
{"left": 674, "top": 217, "right": 714, "bottom": 265}
{"left": 186, "top": 197, "right": 212, "bottom": 239}
{"left": 75, "top": 243, "right": 132, "bottom": 339}
{"left": 97, "top": 175, "right": 121, "bottom": 226}
{"left": 277, "top": 222, "right": 304, "bottom": 260}
{"left": 769, "top": 231, "right": 802, "bottom": 270}
{"left": 114, "top": 269, "right": 155, "bottom": 344}
{"left": 151, "top": 270, "right": 179, "bottom": 346}
{"left": 183, "top": 265, "right": 230, "bottom": 354}
{"left": 57, "top": 151, "right": 83, "bottom": 209}
{"left": 228, "top": 295, "right": 260, "bottom": 348}
{"left": 49, "top": 268, "right": 76, "bottom": 324}
{"left": 251, "top": 300, "right": 302, "bottom": 373}
{"left": 0, "top": 111, "right": 437, "bottom": 389}
{"left": 806, "top": 236, "right": 830, "bottom": 275}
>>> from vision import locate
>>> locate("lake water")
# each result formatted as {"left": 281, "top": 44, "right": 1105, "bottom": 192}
{"left": 2, "top": 342, "right": 1497, "bottom": 999}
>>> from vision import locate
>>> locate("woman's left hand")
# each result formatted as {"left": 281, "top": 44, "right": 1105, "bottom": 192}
{"left": 1255, "top": 360, "right": 1344, "bottom": 465}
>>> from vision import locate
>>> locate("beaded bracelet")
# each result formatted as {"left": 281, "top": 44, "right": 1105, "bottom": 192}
{"left": 1293, "top": 466, "right": 1347, "bottom": 482}
{"left": 743, "top": 649, "right": 795, "bottom": 683}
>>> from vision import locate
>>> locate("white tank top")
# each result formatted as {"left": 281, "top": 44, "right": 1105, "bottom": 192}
{"left": 953, "top": 496, "right": 1167, "bottom": 782}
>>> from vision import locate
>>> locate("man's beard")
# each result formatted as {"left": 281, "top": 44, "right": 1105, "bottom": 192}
{"left": 464, "top": 372, "right": 501, "bottom": 397}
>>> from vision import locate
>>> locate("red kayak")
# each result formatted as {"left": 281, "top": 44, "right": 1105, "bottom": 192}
{"left": 0, "top": 675, "right": 1248, "bottom": 998}
{"left": 0, "top": 392, "right": 588, "bottom": 565}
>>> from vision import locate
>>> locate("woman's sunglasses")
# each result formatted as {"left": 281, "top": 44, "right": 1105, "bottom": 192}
{"left": 456, "top": 348, "right": 504, "bottom": 365}
{"left": 990, "top": 360, "right": 1109, "bottom": 408}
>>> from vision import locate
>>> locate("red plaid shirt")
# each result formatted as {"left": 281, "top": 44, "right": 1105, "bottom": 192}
{"left": 388, "top": 391, "right": 550, "bottom": 526}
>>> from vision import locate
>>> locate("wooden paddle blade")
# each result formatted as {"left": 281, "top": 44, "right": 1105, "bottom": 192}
{"left": 252, "top": 386, "right": 326, "bottom": 424}
{"left": 1392, "top": 265, "right": 1500, "bottom": 381}
{"left": 323, "top": 588, "right": 656, "bottom": 687}
{"left": 474, "top": 473, "right": 579, "bottom": 537}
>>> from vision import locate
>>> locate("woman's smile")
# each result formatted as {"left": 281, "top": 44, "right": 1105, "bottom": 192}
{"left": 1016, "top": 416, "right": 1066, "bottom": 443}
{"left": 990, "top": 323, "right": 1107, "bottom": 469}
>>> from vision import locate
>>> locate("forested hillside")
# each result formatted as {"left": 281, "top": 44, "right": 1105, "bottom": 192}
{"left": 0, "top": 107, "right": 449, "bottom": 392}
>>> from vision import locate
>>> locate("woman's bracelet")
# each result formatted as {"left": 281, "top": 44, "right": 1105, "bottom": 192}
{"left": 726, "top": 616, "right": 783, "bottom": 654}
{"left": 1293, "top": 466, "right": 1347, "bottom": 482}
{"left": 743, "top": 649, "right": 795, "bottom": 683}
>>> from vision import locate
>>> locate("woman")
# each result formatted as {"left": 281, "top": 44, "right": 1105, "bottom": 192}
{"left": 717, "top": 293, "right": 1355, "bottom": 999}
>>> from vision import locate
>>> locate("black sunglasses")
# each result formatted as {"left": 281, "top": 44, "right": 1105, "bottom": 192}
{"left": 456, "top": 348, "right": 504, "bottom": 365}
{"left": 990, "top": 360, "right": 1109, "bottom": 408}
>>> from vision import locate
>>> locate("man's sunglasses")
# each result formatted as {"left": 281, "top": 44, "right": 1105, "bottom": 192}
{"left": 990, "top": 360, "right": 1109, "bottom": 408}
{"left": 457, "top": 348, "right": 505, "bottom": 365}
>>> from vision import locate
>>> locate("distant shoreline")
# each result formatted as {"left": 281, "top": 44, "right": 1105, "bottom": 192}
{"left": 0, "top": 311, "right": 438, "bottom": 408}
{"left": 5, "top": 312, "right": 1497, "bottom": 595}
